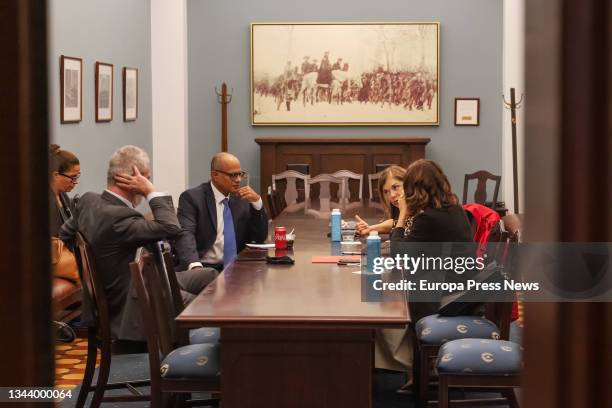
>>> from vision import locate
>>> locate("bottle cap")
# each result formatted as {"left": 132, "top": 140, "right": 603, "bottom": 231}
{"left": 332, "top": 208, "right": 341, "bottom": 213}
{"left": 369, "top": 231, "right": 379, "bottom": 236}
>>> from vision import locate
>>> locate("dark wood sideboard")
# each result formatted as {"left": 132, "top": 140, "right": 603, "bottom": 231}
{"left": 255, "top": 137, "right": 430, "bottom": 199}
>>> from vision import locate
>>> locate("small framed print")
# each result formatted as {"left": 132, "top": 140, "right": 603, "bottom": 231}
{"left": 122, "top": 67, "right": 138, "bottom": 121}
{"left": 60, "top": 55, "right": 83, "bottom": 123}
{"left": 95, "top": 62, "right": 113, "bottom": 122}
{"left": 454, "top": 97, "right": 480, "bottom": 126}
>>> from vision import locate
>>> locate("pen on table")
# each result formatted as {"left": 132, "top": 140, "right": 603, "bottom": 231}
{"left": 337, "top": 261, "right": 361, "bottom": 266}
{"left": 342, "top": 251, "right": 363, "bottom": 255}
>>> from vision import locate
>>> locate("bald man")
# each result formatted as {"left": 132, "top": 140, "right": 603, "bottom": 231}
{"left": 174, "top": 153, "right": 268, "bottom": 272}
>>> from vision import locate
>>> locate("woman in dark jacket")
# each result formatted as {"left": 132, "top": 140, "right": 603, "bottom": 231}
{"left": 49, "top": 144, "right": 81, "bottom": 340}
{"left": 49, "top": 144, "right": 80, "bottom": 236}
{"left": 391, "top": 159, "right": 474, "bottom": 320}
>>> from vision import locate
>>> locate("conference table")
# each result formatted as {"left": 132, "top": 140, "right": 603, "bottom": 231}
{"left": 176, "top": 199, "right": 409, "bottom": 408}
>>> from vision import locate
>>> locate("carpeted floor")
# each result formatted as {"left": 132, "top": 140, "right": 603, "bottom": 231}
{"left": 55, "top": 339, "right": 100, "bottom": 390}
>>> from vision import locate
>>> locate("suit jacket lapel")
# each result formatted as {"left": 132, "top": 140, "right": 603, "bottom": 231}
{"left": 203, "top": 182, "right": 217, "bottom": 231}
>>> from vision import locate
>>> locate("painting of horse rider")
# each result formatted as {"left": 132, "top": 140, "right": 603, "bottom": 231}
{"left": 251, "top": 22, "right": 440, "bottom": 126}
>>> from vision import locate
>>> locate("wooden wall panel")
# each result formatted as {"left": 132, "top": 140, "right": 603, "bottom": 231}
{"left": 0, "top": 0, "right": 54, "bottom": 401}
{"left": 524, "top": 0, "right": 611, "bottom": 407}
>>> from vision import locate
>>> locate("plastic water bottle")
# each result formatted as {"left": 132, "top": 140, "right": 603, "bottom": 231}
{"left": 331, "top": 242, "right": 342, "bottom": 256}
{"left": 366, "top": 231, "right": 381, "bottom": 273}
{"left": 331, "top": 208, "right": 342, "bottom": 242}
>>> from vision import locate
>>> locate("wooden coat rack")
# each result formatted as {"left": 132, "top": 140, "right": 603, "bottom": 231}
{"left": 215, "top": 82, "right": 233, "bottom": 152}
{"left": 503, "top": 87, "right": 524, "bottom": 214}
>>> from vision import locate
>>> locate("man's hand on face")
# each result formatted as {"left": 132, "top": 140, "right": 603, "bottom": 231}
{"left": 114, "top": 166, "right": 155, "bottom": 196}
{"left": 237, "top": 186, "right": 260, "bottom": 203}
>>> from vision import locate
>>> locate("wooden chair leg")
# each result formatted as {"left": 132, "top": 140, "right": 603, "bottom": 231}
{"left": 418, "top": 347, "right": 430, "bottom": 406}
{"left": 149, "top": 376, "right": 162, "bottom": 408}
{"left": 75, "top": 333, "right": 98, "bottom": 408}
{"left": 90, "top": 342, "right": 111, "bottom": 408}
{"left": 502, "top": 388, "right": 520, "bottom": 408}
{"left": 437, "top": 375, "right": 449, "bottom": 408}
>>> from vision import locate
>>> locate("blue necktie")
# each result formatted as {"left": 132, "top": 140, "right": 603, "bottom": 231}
{"left": 222, "top": 198, "right": 237, "bottom": 267}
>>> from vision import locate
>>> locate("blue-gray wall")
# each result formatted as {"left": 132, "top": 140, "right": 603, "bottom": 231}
{"left": 187, "top": 0, "right": 503, "bottom": 195}
{"left": 48, "top": 0, "right": 152, "bottom": 195}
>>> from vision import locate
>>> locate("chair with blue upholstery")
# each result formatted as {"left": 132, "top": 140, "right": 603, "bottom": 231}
{"left": 130, "top": 248, "right": 220, "bottom": 407}
{"left": 435, "top": 338, "right": 521, "bottom": 408}
{"left": 413, "top": 217, "right": 520, "bottom": 406}
{"left": 414, "top": 313, "right": 503, "bottom": 405}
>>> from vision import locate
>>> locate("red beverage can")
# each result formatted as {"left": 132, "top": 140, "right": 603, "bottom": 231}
{"left": 274, "top": 226, "right": 287, "bottom": 249}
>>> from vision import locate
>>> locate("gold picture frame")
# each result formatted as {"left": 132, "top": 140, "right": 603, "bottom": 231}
{"left": 251, "top": 22, "right": 440, "bottom": 126}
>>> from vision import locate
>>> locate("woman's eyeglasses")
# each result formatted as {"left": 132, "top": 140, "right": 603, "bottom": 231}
{"left": 59, "top": 173, "right": 80, "bottom": 182}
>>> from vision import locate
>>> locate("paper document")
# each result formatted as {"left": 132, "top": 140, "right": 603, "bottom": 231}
{"left": 246, "top": 243, "right": 276, "bottom": 249}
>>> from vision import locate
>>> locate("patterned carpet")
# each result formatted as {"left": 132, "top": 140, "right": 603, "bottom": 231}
{"left": 55, "top": 337, "right": 99, "bottom": 390}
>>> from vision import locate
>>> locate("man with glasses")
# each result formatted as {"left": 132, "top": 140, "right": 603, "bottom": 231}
{"left": 174, "top": 152, "right": 268, "bottom": 272}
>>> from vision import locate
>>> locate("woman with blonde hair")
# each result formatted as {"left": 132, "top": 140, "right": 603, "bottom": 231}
{"left": 355, "top": 165, "right": 406, "bottom": 236}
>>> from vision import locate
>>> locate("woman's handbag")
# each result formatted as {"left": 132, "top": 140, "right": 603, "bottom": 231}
{"left": 51, "top": 237, "right": 80, "bottom": 283}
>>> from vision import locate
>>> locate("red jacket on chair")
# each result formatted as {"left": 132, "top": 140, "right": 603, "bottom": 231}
{"left": 463, "top": 203, "right": 501, "bottom": 258}
{"left": 464, "top": 203, "right": 519, "bottom": 321}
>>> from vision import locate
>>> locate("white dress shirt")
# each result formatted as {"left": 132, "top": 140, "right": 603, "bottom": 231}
{"left": 188, "top": 182, "right": 262, "bottom": 269}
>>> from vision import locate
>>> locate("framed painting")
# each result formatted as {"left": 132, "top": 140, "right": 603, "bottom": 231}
{"left": 251, "top": 22, "right": 440, "bottom": 126}
{"left": 122, "top": 67, "right": 138, "bottom": 121}
{"left": 60, "top": 55, "right": 83, "bottom": 123}
{"left": 95, "top": 62, "right": 113, "bottom": 122}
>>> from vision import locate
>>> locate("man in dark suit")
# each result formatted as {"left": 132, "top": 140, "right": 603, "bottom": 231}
{"left": 174, "top": 152, "right": 268, "bottom": 271}
{"left": 60, "top": 145, "right": 216, "bottom": 341}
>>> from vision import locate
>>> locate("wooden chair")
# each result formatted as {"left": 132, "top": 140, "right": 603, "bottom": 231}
{"left": 414, "top": 217, "right": 520, "bottom": 407}
{"left": 308, "top": 174, "right": 344, "bottom": 200}
{"left": 332, "top": 170, "right": 363, "bottom": 200}
{"left": 368, "top": 170, "right": 385, "bottom": 200}
{"left": 286, "top": 163, "right": 310, "bottom": 174}
{"left": 74, "top": 233, "right": 150, "bottom": 408}
{"left": 436, "top": 339, "right": 521, "bottom": 408}
{"left": 462, "top": 170, "right": 501, "bottom": 207}
{"left": 130, "top": 248, "right": 220, "bottom": 408}
{"left": 153, "top": 241, "right": 220, "bottom": 347}
{"left": 272, "top": 170, "right": 310, "bottom": 205}
{"left": 286, "top": 165, "right": 310, "bottom": 203}
{"left": 266, "top": 186, "right": 279, "bottom": 219}
{"left": 272, "top": 185, "right": 286, "bottom": 215}
{"left": 52, "top": 279, "right": 82, "bottom": 324}
{"left": 375, "top": 163, "right": 394, "bottom": 173}
{"left": 432, "top": 216, "right": 523, "bottom": 408}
